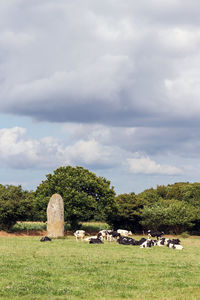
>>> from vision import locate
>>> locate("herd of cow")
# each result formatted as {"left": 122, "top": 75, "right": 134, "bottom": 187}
{"left": 73, "top": 229, "right": 184, "bottom": 250}
{"left": 40, "top": 229, "right": 183, "bottom": 250}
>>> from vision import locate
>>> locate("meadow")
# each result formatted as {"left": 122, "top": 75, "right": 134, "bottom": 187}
{"left": 12, "top": 221, "right": 111, "bottom": 234}
{"left": 0, "top": 234, "right": 200, "bottom": 299}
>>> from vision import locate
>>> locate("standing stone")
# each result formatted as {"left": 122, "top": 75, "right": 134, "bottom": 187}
{"left": 47, "top": 193, "right": 64, "bottom": 238}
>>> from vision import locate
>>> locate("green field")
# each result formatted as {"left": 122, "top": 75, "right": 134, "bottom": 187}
{"left": 12, "top": 221, "right": 111, "bottom": 233}
{"left": 0, "top": 235, "right": 200, "bottom": 299}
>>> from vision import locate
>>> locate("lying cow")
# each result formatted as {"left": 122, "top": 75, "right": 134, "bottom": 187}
{"left": 84, "top": 233, "right": 103, "bottom": 242}
{"left": 140, "top": 238, "right": 154, "bottom": 248}
{"left": 89, "top": 238, "right": 104, "bottom": 244}
{"left": 40, "top": 236, "right": 52, "bottom": 242}
{"left": 133, "top": 238, "right": 147, "bottom": 246}
{"left": 84, "top": 235, "right": 98, "bottom": 242}
{"left": 117, "top": 236, "right": 136, "bottom": 245}
{"left": 167, "top": 242, "right": 183, "bottom": 250}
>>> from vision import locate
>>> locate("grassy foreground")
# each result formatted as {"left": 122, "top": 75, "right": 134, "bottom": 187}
{"left": 0, "top": 236, "right": 199, "bottom": 300}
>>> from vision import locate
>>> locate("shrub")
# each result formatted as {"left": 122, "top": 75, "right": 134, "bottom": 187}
{"left": 181, "top": 232, "right": 190, "bottom": 238}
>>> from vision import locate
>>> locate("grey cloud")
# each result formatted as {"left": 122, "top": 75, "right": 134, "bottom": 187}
{"left": 1, "top": 0, "right": 200, "bottom": 128}
{"left": 62, "top": 123, "right": 200, "bottom": 159}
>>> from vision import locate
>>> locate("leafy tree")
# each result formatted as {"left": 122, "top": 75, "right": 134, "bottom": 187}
{"left": 0, "top": 184, "right": 35, "bottom": 230}
{"left": 140, "top": 200, "right": 199, "bottom": 234}
{"left": 107, "top": 193, "right": 144, "bottom": 232}
{"left": 137, "top": 188, "right": 160, "bottom": 205}
{"left": 140, "top": 202, "right": 167, "bottom": 231}
{"left": 164, "top": 200, "right": 199, "bottom": 234}
{"left": 156, "top": 185, "right": 167, "bottom": 199}
{"left": 34, "top": 166, "right": 116, "bottom": 229}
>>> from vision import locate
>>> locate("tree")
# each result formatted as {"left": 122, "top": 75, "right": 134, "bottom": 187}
{"left": 164, "top": 200, "right": 199, "bottom": 234}
{"left": 140, "top": 200, "right": 199, "bottom": 234}
{"left": 34, "top": 166, "right": 116, "bottom": 229}
{"left": 0, "top": 184, "right": 35, "bottom": 230}
{"left": 107, "top": 193, "right": 144, "bottom": 232}
{"left": 140, "top": 202, "right": 167, "bottom": 231}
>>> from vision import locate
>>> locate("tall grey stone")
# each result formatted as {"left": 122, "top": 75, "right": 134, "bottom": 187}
{"left": 47, "top": 193, "right": 64, "bottom": 237}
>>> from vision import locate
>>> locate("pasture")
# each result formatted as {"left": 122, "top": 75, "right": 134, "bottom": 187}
{"left": 0, "top": 235, "right": 200, "bottom": 299}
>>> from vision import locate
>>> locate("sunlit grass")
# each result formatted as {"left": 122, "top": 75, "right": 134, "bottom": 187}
{"left": 0, "top": 235, "right": 199, "bottom": 299}
{"left": 12, "top": 221, "right": 47, "bottom": 232}
{"left": 12, "top": 221, "right": 110, "bottom": 234}
{"left": 80, "top": 221, "right": 111, "bottom": 232}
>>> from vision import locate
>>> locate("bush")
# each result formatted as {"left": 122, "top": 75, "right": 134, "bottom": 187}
{"left": 107, "top": 193, "right": 144, "bottom": 232}
{"left": 0, "top": 185, "right": 35, "bottom": 230}
{"left": 181, "top": 232, "right": 190, "bottom": 238}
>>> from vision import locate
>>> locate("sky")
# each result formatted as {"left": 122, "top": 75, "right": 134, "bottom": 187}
{"left": 0, "top": 0, "right": 200, "bottom": 195}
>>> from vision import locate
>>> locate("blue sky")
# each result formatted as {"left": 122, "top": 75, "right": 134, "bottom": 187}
{"left": 1, "top": 0, "right": 200, "bottom": 195}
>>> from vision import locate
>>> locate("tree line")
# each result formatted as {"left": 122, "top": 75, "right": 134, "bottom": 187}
{"left": 0, "top": 166, "right": 200, "bottom": 234}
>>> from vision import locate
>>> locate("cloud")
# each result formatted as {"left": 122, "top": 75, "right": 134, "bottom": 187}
{"left": 63, "top": 139, "right": 115, "bottom": 167}
{"left": 0, "top": 1, "right": 200, "bottom": 126}
{"left": 127, "top": 156, "right": 182, "bottom": 175}
{"left": 0, "top": 127, "right": 63, "bottom": 169}
{"left": 1, "top": 1, "right": 200, "bottom": 193}
{"left": 0, "top": 127, "right": 119, "bottom": 169}
{"left": 61, "top": 122, "right": 200, "bottom": 158}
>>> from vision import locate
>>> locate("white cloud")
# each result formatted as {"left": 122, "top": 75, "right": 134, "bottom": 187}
{"left": 127, "top": 156, "right": 182, "bottom": 175}
{"left": 0, "top": 127, "right": 118, "bottom": 169}
{"left": 0, "top": 127, "right": 62, "bottom": 169}
{"left": 63, "top": 139, "right": 114, "bottom": 166}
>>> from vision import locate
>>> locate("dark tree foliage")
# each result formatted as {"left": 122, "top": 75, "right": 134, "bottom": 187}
{"left": 34, "top": 166, "right": 116, "bottom": 230}
{"left": 108, "top": 182, "right": 200, "bottom": 234}
{"left": 140, "top": 200, "right": 199, "bottom": 234}
{"left": 138, "top": 182, "right": 200, "bottom": 233}
{"left": 0, "top": 184, "right": 35, "bottom": 230}
{"left": 107, "top": 193, "right": 144, "bottom": 232}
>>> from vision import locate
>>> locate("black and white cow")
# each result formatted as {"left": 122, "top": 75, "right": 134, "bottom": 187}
{"left": 117, "top": 229, "right": 132, "bottom": 237}
{"left": 167, "top": 242, "right": 183, "bottom": 250}
{"left": 140, "top": 238, "right": 154, "bottom": 248}
{"left": 148, "top": 230, "right": 164, "bottom": 239}
{"left": 40, "top": 236, "right": 52, "bottom": 242}
{"left": 74, "top": 230, "right": 85, "bottom": 241}
{"left": 107, "top": 231, "right": 121, "bottom": 242}
{"left": 89, "top": 238, "right": 104, "bottom": 244}
{"left": 117, "top": 236, "right": 136, "bottom": 245}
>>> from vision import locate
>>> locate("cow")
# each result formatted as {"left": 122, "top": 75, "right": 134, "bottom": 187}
{"left": 117, "top": 229, "right": 132, "bottom": 237}
{"left": 84, "top": 233, "right": 103, "bottom": 242}
{"left": 167, "top": 242, "right": 183, "bottom": 250}
{"left": 40, "top": 236, "right": 51, "bottom": 242}
{"left": 148, "top": 230, "right": 164, "bottom": 240}
{"left": 74, "top": 230, "right": 85, "bottom": 241}
{"left": 84, "top": 235, "right": 98, "bottom": 242}
{"left": 131, "top": 238, "right": 147, "bottom": 246}
{"left": 171, "top": 238, "right": 181, "bottom": 245}
{"left": 156, "top": 238, "right": 165, "bottom": 246}
{"left": 89, "top": 238, "right": 104, "bottom": 244}
{"left": 98, "top": 230, "right": 109, "bottom": 241}
{"left": 117, "top": 236, "right": 136, "bottom": 245}
{"left": 140, "top": 238, "right": 154, "bottom": 248}
{"left": 107, "top": 231, "right": 121, "bottom": 242}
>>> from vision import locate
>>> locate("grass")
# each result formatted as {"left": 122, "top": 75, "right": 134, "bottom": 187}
{"left": 80, "top": 221, "right": 111, "bottom": 232}
{"left": 12, "top": 221, "right": 110, "bottom": 234}
{"left": 12, "top": 222, "right": 47, "bottom": 232}
{"left": 0, "top": 236, "right": 199, "bottom": 299}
